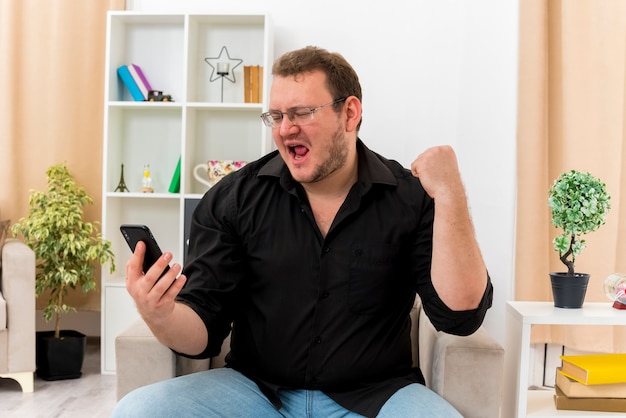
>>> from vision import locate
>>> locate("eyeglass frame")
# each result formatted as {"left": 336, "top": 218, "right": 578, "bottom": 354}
{"left": 260, "top": 97, "right": 347, "bottom": 128}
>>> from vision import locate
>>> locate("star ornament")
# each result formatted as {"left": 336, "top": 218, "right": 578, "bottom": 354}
{"left": 204, "top": 46, "right": 243, "bottom": 83}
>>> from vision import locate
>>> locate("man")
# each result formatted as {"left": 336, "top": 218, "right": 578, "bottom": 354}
{"left": 113, "top": 46, "right": 492, "bottom": 418}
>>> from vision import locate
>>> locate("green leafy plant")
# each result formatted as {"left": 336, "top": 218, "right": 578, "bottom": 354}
{"left": 11, "top": 163, "right": 115, "bottom": 339}
{"left": 548, "top": 170, "right": 611, "bottom": 276}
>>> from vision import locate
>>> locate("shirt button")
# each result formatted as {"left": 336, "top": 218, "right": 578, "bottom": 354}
{"left": 323, "top": 247, "right": 330, "bottom": 253}
{"left": 321, "top": 290, "right": 329, "bottom": 299}
{"left": 314, "top": 336, "right": 322, "bottom": 344}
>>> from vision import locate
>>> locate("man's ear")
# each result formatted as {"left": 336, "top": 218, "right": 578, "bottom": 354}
{"left": 343, "top": 96, "right": 362, "bottom": 132}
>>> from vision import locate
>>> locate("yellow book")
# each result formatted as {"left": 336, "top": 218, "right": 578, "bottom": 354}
{"left": 560, "top": 353, "right": 626, "bottom": 385}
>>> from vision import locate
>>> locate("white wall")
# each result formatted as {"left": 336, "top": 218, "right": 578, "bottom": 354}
{"left": 127, "top": 0, "right": 519, "bottom": 346}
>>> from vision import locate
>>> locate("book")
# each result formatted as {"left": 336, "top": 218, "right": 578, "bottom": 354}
{"left": 117, "top": 65, "right": 144, "bottom": 101}
{"left": 560, "top": 353, "right": 626, "bottom": 385}
{"left": 554, "top": 385, "right": 626, "bottom": 412}
{"left": 556, "top": 367, "right": 626, "bottom": 398}
{"left": 127, "top": 64, "right": 152, "bottom": 100}
{"left": 258, "top": 66, "right": 263, "bottom": 102}
{"left": 244, "top": 65, "right": 252, "bottom": 103}
{"left": 251, "top": 65, "right": 259, "bottom": 103}
{"left": 243, "top": 65, "right": 262, "bottom": 103}
{"left": 168, "top": 156, "right": 181, "bottom": 193}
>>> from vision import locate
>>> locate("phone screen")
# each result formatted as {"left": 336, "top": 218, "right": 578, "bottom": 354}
{"left": 120, "top": 224, "right": 170, "bottom": 277}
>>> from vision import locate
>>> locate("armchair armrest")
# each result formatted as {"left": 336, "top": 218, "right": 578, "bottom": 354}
{"left": 418, "top": 307, "right": 504, "bottom": 418}
{"left": 0, "top": 238, "right": 36, "bottom": 392}
{"left": 115, "top": 318, "right": 211, "bottom": 400}
{"left": 1, "top": 239, "right": 35, "bottom": 371}
{"left": 115, "top": 318, "right": 176, "bottom": 400}
{"left": 1, "top": 239, "right": 36, "bottom": 338}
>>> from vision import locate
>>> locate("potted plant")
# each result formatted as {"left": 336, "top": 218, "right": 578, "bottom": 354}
{"left": 11, "top": 163, "right": 115, "bottom": 380}
{"left": 548, "top": 169, "right": 611, "bottom": 308}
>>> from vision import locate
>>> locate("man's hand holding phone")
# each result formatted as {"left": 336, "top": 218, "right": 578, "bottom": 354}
{"left": 126, "top": 241, "right": 187, "bottom": 322}
{"left": 121, "top": 224, "right": 206, "bottom": 355}
{"left": 121, "top": 225, "right": 187, "bottom": 324}
{"left": 126, "top": 241, "right": 207, "bottom": 355}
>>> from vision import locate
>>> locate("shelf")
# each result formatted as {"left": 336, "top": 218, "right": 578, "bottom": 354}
{"left": 505, "top": 302, "right": 626, "bottom": 417}
{"left": 507, "top": 302, "right": 626, "bottom": 325}
{"left": 105, "top": 192, "right": 181, "bottom": 199}
{"left": 186, "top": 14, "right": 268, "bottom": 103}
{"left": 107, "top": 102, "right": 263, "bottom": 109}
{"left": 186, "top": 102, "right": 263, "bottom": 109}
{"left": 101, "top": 11, "right": 273, "bottom": 374}
{"left": 108, "top": 101, "right": 183, "bottom": 108}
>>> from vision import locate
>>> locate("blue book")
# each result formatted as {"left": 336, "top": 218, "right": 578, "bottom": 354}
{"left": 117, "top": 65, "right": 144, "bottom": 101}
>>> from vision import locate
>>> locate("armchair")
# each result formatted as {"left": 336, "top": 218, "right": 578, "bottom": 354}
{"left": 0, "top": 239, "right": 36, "bottom": 392}
{"left": 116, "top": 298, "right": 504, "bottom": 417}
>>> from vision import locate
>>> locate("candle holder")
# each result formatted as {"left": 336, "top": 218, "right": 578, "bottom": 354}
{"left": 216, "top": 62, "right": 230, "bottom": 102}
{"left": 204, "top": 46, "right": 243, "bottom": 103}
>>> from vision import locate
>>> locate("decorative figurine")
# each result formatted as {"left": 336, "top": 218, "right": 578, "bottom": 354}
{"left": 604, "top": 273, "right": 626, "bottom": 310}
{"left": 146, "top": 90, "right": 174, "bottom": 102}
{"left": 140, "top": 164, "right": 154, "bottom": 193}
{"left": 114, "top": 164, "right": 130, "bottom": 192}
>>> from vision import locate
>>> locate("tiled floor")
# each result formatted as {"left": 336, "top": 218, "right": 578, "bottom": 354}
{"left": 0, "top": 337, "right": 117, "bottom": 418}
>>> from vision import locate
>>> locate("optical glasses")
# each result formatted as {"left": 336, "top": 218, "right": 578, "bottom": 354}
{"left": 260, "top": 97, "right": 347, "bottom": 128}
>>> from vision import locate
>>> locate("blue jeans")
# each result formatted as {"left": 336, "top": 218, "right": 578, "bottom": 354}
{"left": 112, "top": 368, "right": 462, "bottom": 418}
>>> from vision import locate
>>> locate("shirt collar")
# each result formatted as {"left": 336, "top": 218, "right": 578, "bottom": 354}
{"left": 258, "top": 139, "right": 398, "bottom": 189}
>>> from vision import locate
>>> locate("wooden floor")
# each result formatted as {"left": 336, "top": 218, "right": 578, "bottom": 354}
{"left": 0, "top": 338, "right": 117, "bottom": 418}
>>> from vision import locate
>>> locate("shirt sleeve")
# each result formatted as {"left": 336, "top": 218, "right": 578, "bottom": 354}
{"left": 175, "top": 177, "right": 244, "bottom": 358}
{"left": 420, "top": 275, "right": 493, "bottom": 336}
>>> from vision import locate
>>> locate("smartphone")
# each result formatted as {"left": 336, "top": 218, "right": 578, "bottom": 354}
{"left": 120, "top": 224, "right": 170, "bottom": 278}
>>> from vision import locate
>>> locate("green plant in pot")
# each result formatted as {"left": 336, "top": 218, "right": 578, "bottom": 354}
{"left": 11, "top": 163, "right": 115, "bottom": 380}
{"left": 548, "top": 170, "right": 611, "bottom": 308}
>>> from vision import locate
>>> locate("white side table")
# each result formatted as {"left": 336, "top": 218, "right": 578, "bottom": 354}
{"left": 504, "top": 301, "right": 626, "bottom": 417}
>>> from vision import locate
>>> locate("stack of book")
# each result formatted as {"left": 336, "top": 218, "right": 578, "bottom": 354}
{"left": 117, "top": 64, "right": 153, "bottom": 101}
{"left": 554, "top": 353, "right": 626, "bottom": 413}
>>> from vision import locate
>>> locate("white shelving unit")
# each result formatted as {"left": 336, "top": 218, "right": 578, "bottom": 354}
{"left": 100, "top": 12, "right": 273, "bottom": 374}
{"left": 504, "top": 301, "right": 626, "bottom": 417}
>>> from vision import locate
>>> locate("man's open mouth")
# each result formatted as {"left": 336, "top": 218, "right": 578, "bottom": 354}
{"left": 290, "top": 145, "right": 309, "bottom": 160}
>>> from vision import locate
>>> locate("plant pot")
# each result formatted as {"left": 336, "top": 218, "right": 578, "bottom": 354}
{"left": 550, "top": 272, "right": 590, "bottom": 309}
{"left": 35, "top": 330, "right": 86, "bottom": 381}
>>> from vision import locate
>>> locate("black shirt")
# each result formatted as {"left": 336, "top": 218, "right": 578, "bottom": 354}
{"left": 178, "top": 140, "right": 493, "bottom": 417}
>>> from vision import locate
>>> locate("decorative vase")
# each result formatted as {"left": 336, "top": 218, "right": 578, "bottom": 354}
{"left": 35, "top": 330, "right": 86, "bottom": 380}
{"left": 550, "top": 272, "right": 590, "bottom": 309}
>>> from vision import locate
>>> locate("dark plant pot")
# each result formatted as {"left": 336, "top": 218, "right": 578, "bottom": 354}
{"left": 550, "top": 272, "right": 590, "bottom": 309}
{"left": 35, "top": 330, "right": 86, "bottom": 381}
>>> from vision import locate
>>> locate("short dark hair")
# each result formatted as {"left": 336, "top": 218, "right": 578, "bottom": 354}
{"left": 272, "top": 46, "right": 363, "bottom": 130}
